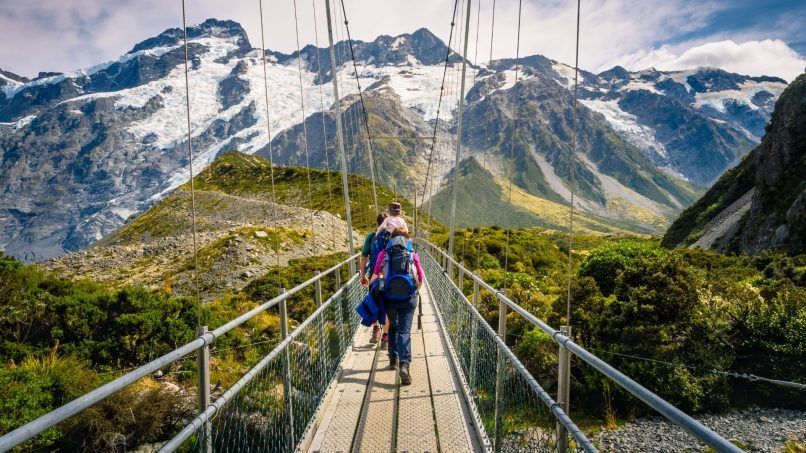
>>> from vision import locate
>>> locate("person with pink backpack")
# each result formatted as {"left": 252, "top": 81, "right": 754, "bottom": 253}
{"left": 369, "top": 228, "right": 423, "bottom": 385}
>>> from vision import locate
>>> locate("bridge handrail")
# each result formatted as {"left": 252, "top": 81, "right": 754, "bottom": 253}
{"left": 160, "top": 272, "right": 361, "bottom": 452}
{"left": 423, "top": 249, "right": 596, "bottom": 452}
{"left": 416, "top": 239, "right": 741, "bottom": 453}
{"left": 0, "top": 253, "right": 360, "bottom": 452}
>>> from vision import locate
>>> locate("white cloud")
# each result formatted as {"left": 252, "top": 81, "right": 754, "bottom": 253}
{"left": 1, "top": 0, "right": 803, "bottom": 83}
{"left": 0, "top": 0, "right": 719, "bottom": 78}
{"left": 607, "top": 39, "right": 806, "bottom": 81}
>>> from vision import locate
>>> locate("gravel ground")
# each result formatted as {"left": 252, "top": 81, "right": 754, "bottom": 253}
{"left": 593, "top": 408, "right": 805, "bottom": 452}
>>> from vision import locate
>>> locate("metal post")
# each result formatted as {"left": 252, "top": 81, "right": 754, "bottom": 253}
{"left": 279, "top": 288, "right": 295, "bottom": 446}
{"left": 335, "top": 267, "right": 341, "bottom": 292}
{"left": 196, "top": 326, "right": 212, "bottom": 453}
{"left": 417, "top": 293, "right": 423, "bottom": 330}
{"left": 446, "top": 0, "right": 473, "bottom": 273}
{"left": 458, "top": 268, "right": 464, "bottom": 293}
{"left": 493, "top": 298, "right": 507, "bottom": 452}
{"left": 315, "top": 271, "right": 323, "bottom": 307}
{"left": 413, "top": 188, "right": 418, "bottom": 238}
{"left": 469, "top": 281, "right": 479, "bottom": 389}
{"left": 315, "top": 271, "right": 325, "bottom": 364}
{"left": 325, "top": 0, "right": 355, "bottom": 275}
{"left": 556, "top": 325, "right": 572, "bottom": 453}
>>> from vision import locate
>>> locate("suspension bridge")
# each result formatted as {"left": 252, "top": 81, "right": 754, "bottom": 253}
{"left": 0, "top": 0, "right": 752, "bottom": 452}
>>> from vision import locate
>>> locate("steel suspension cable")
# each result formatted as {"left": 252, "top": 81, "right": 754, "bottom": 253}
{"left": 427, "top": 0, "right": 463, "bottom": 239}
{"left": 566, "top": 0, "right": 582, "bottom": 326}
{"left": 180, "top": 0, "right": 201, "bottom": 323}
{"left": 446, "top": 0, "right": 472, "bottom": 262}
{"left": 334, "top": 3, "right": 360, "bottom": 219}
{"left": 418, "top": 0, "right": 460, "bottom": 233}
{"left": 339, "top": 0, "right": 380, "bottom": 215}
{"left": 502, "top": 0, "right": 523, "bottom": 293}
{"left": 291, "top": 0, "right": 316, "bottom": 231}
{"left": 470, "top": 0, "right": 483, "bottom": 266}
{"left": 311, "top": 0, "right": 338, "bottom": 250}
{"left": 257, "top": 0, "right": 282, "bottom": 272}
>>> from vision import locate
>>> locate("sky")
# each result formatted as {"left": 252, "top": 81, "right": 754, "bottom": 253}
{"left": 1, "top": 0, "right": 804, "bottom": 81}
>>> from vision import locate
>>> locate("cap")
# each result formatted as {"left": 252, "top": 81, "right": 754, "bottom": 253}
{"left": 389, "top": 202, "right": 402, "bottom": 214}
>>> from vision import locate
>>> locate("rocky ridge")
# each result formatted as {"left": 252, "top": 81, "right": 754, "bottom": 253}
{"left": 662, "top": 73, "right": 806, "bottom": 254}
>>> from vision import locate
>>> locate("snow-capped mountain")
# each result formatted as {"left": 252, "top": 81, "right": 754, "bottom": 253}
{"left": 0, "top": 19, "right": 790, "bottom": 261}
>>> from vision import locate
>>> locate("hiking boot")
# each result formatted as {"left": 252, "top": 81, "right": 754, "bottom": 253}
{"left": 389, "top": 356, "right": 398, "bottom": 370}
{"left": 369, "top": 326, "right": 381, "bottom": 344}
{"left": 380, "top": 333, "right": 389, "bottom": 348}
{"left": 399, "top": 362, "right": 411, "bottom": 385}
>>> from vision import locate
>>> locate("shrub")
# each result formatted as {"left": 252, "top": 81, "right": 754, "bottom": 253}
{"left": 578, "top": 239, "right": 664, "bottom": 296}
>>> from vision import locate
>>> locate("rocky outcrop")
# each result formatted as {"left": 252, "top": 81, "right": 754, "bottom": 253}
{"left": 663, "top": 73, "right": 806, "bottom": 254}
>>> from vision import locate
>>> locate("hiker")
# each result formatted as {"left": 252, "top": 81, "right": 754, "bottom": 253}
{"left": 370, "top": 228, "right": 423, "bottom": 385}
{"left": 360, "top": 211, "right": 389, "bottom": 345}
{"left": 375, "top": 201, "right": 409, "bottom": 236}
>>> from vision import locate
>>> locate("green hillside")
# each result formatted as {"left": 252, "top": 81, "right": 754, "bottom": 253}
{"left": 193, "top": 151, "right": 435, "bottom": 232}
{"left": 424, "top": 157, "right": 663, "bottom": 235}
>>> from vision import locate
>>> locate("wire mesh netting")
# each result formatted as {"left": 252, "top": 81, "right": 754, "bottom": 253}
{"left": 183, "top": 276, "right": 365, "bottom": 452}
{"left": 418, "top": 245, "right": 578, "bottom": 452}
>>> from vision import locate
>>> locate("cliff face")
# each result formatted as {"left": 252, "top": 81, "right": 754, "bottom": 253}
{"left": 662, "top": 73, "right": 806, "bottom": 254}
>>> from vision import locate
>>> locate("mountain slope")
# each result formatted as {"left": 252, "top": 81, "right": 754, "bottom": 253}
{"left": 662, "top": 73, "right": 806, "bottom": 254}
{"left": 261, "top": 77, "right": 452, "bottom": 197}
{"left": 44, "top": 151, "right": 429, "bottom": 300}
{"left": 424, "top": 156, "right": 661, "bottom": 234}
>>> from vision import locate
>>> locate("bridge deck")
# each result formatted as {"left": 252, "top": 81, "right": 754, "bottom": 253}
{"left": 303, "top": 280, "right": 481, "bottom": 452}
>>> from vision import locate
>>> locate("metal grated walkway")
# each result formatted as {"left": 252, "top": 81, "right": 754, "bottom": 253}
{"left": 303, "top": 279, "right": 482, "bottom": 452}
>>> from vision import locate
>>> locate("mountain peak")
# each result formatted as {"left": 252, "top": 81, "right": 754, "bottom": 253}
{"left": 128, "top": 18, "right": 251, "bottom": 55}
{"left": 0, "top": 68, "right": 29, "bottom": 85}
{"left": 597, "top": 65, "right": 631, "bottom": 81}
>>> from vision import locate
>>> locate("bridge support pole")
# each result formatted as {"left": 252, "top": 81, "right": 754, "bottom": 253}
{"left": 196, "top": 326, "right": 212, "bottom": 453}
{"left": 279, "top": 288, "right": 296, "bottom": 448}
{"left": 469, "top": 281, "right": 479, "bottom": 389}
{"left": 447, "top": 0, "right": 473, "bottom": 279}
{"left": 493, "top": 298, "right": 507, "bottom": 452}
{"left": 556, "top": 325, "right": 572, "bottom": 452}
{"left": 325, "top": 0, "right": 356, "bottom": 275}
{"left": 315, "top": 271, "right": 325, "bottom": 367}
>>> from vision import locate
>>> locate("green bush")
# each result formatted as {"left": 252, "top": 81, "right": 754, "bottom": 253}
{"left": 578, "top": 239, "right": 664, "bottom": 295}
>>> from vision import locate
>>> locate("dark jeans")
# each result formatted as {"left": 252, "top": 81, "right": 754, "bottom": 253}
{"left": 386, "top": 293, "right": 417, "bottom": 364}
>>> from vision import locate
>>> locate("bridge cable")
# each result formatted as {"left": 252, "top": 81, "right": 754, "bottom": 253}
{"left": 502, "top": 0, "right": 523, "bottom": 294}
{"left": 339, "top": 3, "right": 371, "bottom": 229}
{"left": 339, "top": 0, "right": 380, "bottom": 215}
{"left": 292, "top": 0, "right": 317, "bottom": 233}
{"left": 257, "top": 0, "right": 282, "bottom": 273}
{"left": 334, "top": 3, "right": 361, "bottom": 226}
{"left": 589, "top": 349, "right": 806, "bottom": 390}
{"left": 470, "top": 0, "right": 484, "bottom": 269}
{"left": 565, "top": 0, "right": 582, "bottom": 326}
{"left": 180, "top": 0, "right": 202, "bottom": 324}
{"left": 418, "top": 0, "right": 460, "bottom": 237}
{"left": 445, "top": 0, "right": 471, "bottom": 261}
{"left": 311, "top": 0, "right": 338, "bottom": 251}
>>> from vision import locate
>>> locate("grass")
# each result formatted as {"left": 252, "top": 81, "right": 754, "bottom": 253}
{"left": 193, "top": 151, "right": 442, "bottom": 233}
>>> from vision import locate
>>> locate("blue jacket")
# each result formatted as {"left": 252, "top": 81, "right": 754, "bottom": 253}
{"left": 357, "top": 280, "right": 386, "bottom": 327}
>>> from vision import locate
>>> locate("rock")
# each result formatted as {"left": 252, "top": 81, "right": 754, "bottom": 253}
{"left": 253, "top": 230, "right": 268, "bottom": 238}
{"left": 161, "top": 382, "right": 181, "bottom": 394}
